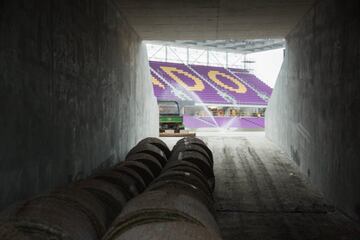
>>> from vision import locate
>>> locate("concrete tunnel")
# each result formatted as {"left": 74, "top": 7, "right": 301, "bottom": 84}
{"left": 0, "top": 0, "right": 359, "bottom": 239}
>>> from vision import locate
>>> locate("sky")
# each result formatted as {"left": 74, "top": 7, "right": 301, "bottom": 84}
{"left": 247, "top": 48, "right": 284, "bottom": 88}
{"left": 147, "top": 43, "right": 284, "bottom": 88}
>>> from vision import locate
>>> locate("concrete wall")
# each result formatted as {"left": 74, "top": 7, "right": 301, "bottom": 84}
{"left": 266, "top": 0, "right": 360, "bottom": 220}
{"left": 0, "top": 0, "right": 158, "bottom": 209}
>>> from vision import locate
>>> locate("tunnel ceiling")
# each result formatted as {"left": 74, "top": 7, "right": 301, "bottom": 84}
{"left": 115, "top": 0, "right": 315, "bottom": 40}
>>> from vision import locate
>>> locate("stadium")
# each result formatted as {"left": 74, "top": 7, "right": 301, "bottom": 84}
{"left": 148, "top": 40, "right": 283, "bottom": 131}
{"left": 0, "top": 1, "right": 359, "bottom": 240}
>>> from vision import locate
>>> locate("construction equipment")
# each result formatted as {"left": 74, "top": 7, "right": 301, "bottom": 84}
{"left": 158, "top": 101, "right": 184, "bottom": 133}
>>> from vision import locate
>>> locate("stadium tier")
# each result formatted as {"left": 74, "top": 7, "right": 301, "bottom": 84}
{"left": 150, "top": 61, "right": 271, "bottom": 106}
{"left": 183, "top": 116, "right": 265, "bottom": 129}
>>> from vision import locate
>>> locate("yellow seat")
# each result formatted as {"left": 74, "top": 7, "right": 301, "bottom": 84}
{"left": 208, "top": 70, "right": 247, "bottom": 94}
{"left": 161, "top": 66, "right": 205, "bottom": 92}
{"left": 151, "top": 76, "right": 165, "bottom": 89}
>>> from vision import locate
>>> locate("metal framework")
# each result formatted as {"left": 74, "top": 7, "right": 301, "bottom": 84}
{"left": 147, "top": 39, "right": 284, "bottom": 70}
{"left": 148, "top": 45, "right": 249, "bottom": 69}
{"left": 148, "top": 39, "right": 285, "bottom": 54}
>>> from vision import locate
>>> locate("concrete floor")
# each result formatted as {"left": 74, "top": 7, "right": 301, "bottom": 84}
{"left": 162, "top": 132, "right": 360, "bottom": 240}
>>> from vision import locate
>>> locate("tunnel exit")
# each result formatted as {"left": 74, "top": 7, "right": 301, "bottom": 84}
{"left": 146, "top": 42, "right": 284, "bottom": 135}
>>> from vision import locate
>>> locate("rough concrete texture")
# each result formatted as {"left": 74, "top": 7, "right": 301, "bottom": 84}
{"left": 0, "top": 0, "right": 158, "bottom": 209}
{"left": 162, "top": 132, "right": 360, "bottom": 239}
{"left": 116, "top": 0, "right": 315, "bottom": 40}
{"left": 266, "top": 0, "right": 360, "bottom": 221}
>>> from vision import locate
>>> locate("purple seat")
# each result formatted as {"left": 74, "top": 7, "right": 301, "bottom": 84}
{"left": 230, "top": 68, "right": 272, "bottom": 97}
{"left": 151, "top": 72, "right": 181, "bottom": 101}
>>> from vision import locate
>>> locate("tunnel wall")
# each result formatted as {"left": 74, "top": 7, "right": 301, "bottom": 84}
{"left": 0, "top": 0, "right": 158, "bottom": 209}
{"left": 266, "top": 0, "right": 360, "bottom": 220}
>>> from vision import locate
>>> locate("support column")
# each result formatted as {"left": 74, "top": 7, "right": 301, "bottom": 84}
{"left": 187, "top": 47, "right": 189, "bottom": 64}
{"left": 207, "top": 50, "right": 209, "bottom": 66}
{"left": 226, "top": 52, "right": 228, "bottom": 68}
{"left": 165, "top": 46, "right": 168, "bottom": 62}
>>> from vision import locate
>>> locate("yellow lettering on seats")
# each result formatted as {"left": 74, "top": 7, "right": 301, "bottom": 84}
{"left": 161, "top": 66, "right": 205, "bottom": 91}
{"left": 208, "top": 70, "right": 247, "bottom": 93}
{"left": 151, "top": 76, "right": 165, "bottom": 89}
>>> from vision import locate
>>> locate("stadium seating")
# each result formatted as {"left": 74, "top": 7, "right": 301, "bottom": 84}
{"left": 151, "top": 74, "right": 181, "bottom": 101}
{"left": 230, "top": 69, "right": 272, "bottom": 97}
{"left": 150, "top": 61, "right": 272, "bottom": 106}
{"left": 190, "top": 65, "right": 267, "bottom": 105}
{"left": 150, "top": 61, "right": 229, "bottom": 104}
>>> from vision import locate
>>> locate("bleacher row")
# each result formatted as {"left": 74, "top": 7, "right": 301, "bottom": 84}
{"left": 150, "top": 61, "right": 272, "bottom": 106}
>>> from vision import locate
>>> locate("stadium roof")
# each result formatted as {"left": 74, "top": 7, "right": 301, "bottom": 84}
{"left": 148, "top": 39, "right": 285, "bottom": 54}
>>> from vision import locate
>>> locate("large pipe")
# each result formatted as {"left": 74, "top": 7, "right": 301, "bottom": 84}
{"left": 103, "top": 137, "right": 222, "bottom": 240}
{"left": 0, "top": 138, "right": 170, "bottom": 240}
